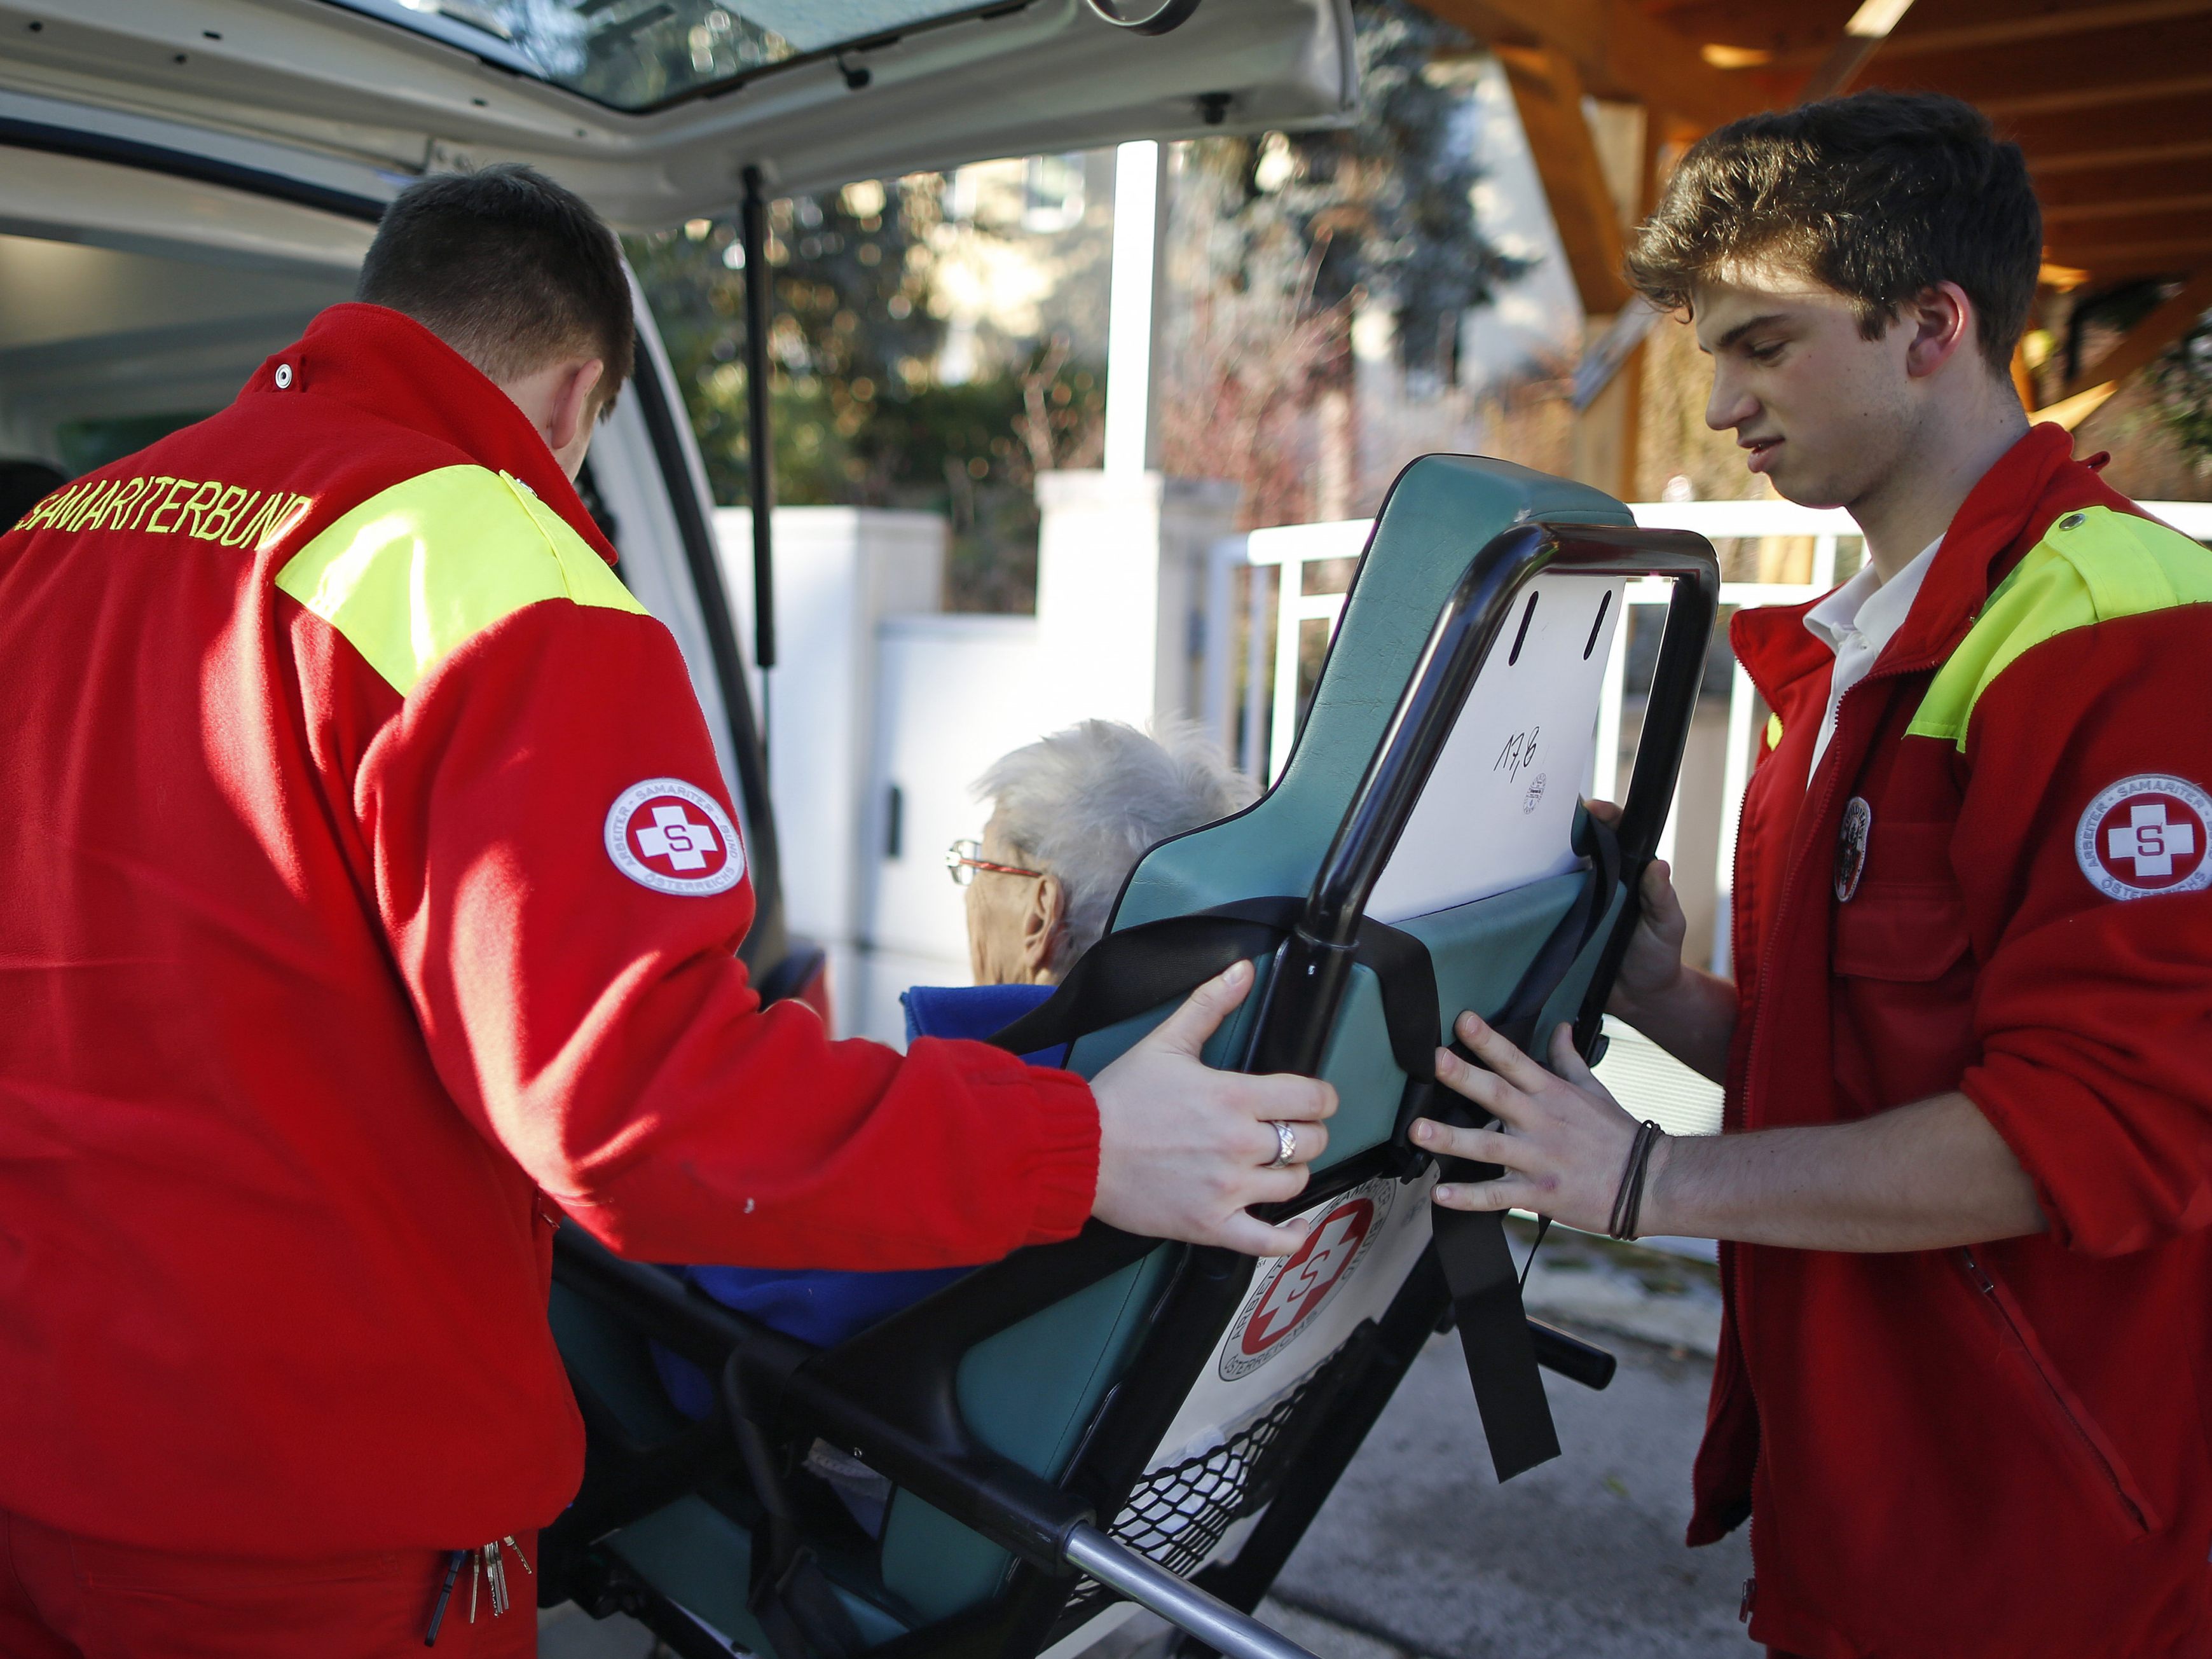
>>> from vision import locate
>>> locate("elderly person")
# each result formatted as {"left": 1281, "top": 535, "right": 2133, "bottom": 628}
{"left": 928, "top": 720, "right": 1258, "bottom": 1050}
{"left": 659, "top": 721, "right": 1257, "bottom": 1414}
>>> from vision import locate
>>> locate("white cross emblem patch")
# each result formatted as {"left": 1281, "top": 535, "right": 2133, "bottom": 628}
{"left": 634, "top": 804, "right": 717, "bottom": 871}
{"left": 2076, "top": 774, "right": 2212, "bottom": 900}
{"left": 2108, "top": 803, "right": 2195, "bottom": 879}
{"left": 605, "top": 778, "right": 746, "bottom": 896}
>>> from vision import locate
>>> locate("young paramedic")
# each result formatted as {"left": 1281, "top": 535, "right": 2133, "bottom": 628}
{"left": 0, "top": 167, "right": 1334, "bottom": 1655}
{"left": 1412, "top": 93, "right": 2212, "bottom": 1657}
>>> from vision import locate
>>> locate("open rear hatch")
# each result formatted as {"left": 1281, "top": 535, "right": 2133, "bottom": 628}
{"left": 0, "top": 0, "right": 1355, "bottom": 223}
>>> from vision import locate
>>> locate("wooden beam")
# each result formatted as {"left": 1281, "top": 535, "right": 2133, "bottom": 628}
{"left": 2049, "top": 242, "right": 2212, "bottom": 277}
{"left": 2032, "top": 139, "right": 2212, "bottom": 178}
{"left": 1750, "top": 0, "right": 2212, "bottom": 65}
{"left": 2010, "top": 336, "right": 2037, "bottom": 413}
{"left": 2062, "top": 270, "right": 2212, "bottom": 398}
{"left": 1977, "top": 71, "right": 2212, "bottom": 120}
{"left": 1797, "top": 0, "right": 1920, "bottom": 104}
{"left": 2000, "top": 92, "right": 2212, "bottom": 170}
{"left": 2031, "top": 380, "right": 2122, "bottom": 429}
{"left": 2049, "top": 209, "right": 2212, "bottom": 251}
{"left": 1418, "top": 0, "right": 1764, "bottom": 130}
{"left": 1495, "top": 45, "right": 1631, "bottom": 312}
{"left": 1860, "top": 17, "right": 2212, "bottom": 116}
{"left": 1881, "top": 0, "right": 2212, "bottom": 58}
{"left": 2033, "top": 156, "right": 2212, "bottom": 209}
{"left": 1640, "top": 0, "right": 1842, "bottom": 60}
{"left": 2044, "top": 193, "right": 2212, "bottom": 227}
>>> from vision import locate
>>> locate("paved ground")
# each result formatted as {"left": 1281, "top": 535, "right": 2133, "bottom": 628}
{"left": 1270, "top": 1320, "right": 1752, "bottom": 1659}
{"left": 540, "top": 1230, "right": 1751, "bottom": 1659}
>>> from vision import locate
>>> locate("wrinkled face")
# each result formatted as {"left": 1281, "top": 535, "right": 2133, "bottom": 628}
{"left": 1691, "top": 255, "right": 1918, "bottom": 511}
{"left": 964, "top": 811, "right": 1052, "bottom": 986}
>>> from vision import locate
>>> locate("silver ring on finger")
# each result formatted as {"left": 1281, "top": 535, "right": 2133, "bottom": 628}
{"left": 1264, "top": 1119, "right": 1297, "bottom": 1170}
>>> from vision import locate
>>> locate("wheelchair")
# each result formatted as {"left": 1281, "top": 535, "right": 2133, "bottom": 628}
{"left": 540, "top": 455, "right": 1719, "bottom": 1659}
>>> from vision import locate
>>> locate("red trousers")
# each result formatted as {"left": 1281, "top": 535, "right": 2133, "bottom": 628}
{"left": 0, "top": 1510, "right": 536, "bottom": 1657}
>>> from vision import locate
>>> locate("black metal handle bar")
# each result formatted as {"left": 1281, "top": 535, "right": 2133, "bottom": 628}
{"left": 1528, "top": 1319, "right": 1619, "bottom": 1390}
{"left": 1245, "top": 521, "right": 1719, "bottom": 1077}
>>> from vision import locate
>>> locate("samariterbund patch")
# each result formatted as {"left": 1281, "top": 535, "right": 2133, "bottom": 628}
{"left": 605, "top": 778, "right": 746, "bottom": 896}
{"left": 10, "top": 474, "right": 313, "bottom": 551}
{"left": 2075, "top": 773, "right": 2212, "bottom": 900}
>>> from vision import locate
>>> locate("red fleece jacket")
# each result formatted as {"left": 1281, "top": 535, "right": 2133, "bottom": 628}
{"left": 0, "top": 305, "right": 1098, "bottom": 1555}
{"left": 1703, "top": 425, "right": 2212, "bottom": 1657}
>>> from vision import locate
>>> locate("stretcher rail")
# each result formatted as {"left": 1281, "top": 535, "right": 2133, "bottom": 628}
{"left": 1063, "top": 1525, "right": 1321, "bottom": 1659}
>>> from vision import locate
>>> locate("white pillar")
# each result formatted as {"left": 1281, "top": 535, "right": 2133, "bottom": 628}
{"left": 1104, "top": 140, "right": 1164, "bottom": 479}
{"left": 1034, "top": 470, "right": 1240, "bottom": 734}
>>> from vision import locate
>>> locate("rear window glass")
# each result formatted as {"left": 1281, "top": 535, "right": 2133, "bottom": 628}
{"left": 349, "top": 1, "right": 991, "bottom": 111}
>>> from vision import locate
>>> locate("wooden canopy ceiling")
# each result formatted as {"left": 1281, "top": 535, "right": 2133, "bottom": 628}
{"left": 1651, "top": 0, "right": 2212, "bottom": 282}
{"left": 1421, "top": 0, "right": 2212, "bottom": 408}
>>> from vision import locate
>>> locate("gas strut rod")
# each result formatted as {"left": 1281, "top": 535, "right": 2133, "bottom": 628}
{"left": 740, "top": 165, "right": 777, "bottom": 685}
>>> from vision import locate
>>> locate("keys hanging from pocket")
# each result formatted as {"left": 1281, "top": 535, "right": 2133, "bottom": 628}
{"left": 425, "top": 1538, "right": 529, "bottom": 1641}
{"left": 484, "top": 1538, "right": 511, "bottom": 1618}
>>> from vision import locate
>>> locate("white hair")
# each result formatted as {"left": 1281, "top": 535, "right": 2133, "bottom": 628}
{"left": 975, "top": 720, "right": 1258, "bottom": 971}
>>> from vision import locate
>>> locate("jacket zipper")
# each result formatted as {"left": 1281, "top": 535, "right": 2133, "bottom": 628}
{"left": 1733, "top": 637, "right": 1965, "bottom": 1120}
{"left": 1719, "top": 662, "right": 1920, "bottom": 1599}
{"left": 1959, "top": 1247, "right": 2147, "bottom": 1530}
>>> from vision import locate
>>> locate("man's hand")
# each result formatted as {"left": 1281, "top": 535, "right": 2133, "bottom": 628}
{"left": 1410, "top": 1010, "right": 2049, "bottom": 1251}
{"left": 1411, "top": 1011, "right": 1639, "bottom": 1234}
{"left": 1586, "top": 801, "right": 1689, "bottom": 1018}
{"left": 1586, "top": 799, "right": 1736, "bottom": 1082}
{"left": 1092, "top": 960, "right": 1337, "bottom": 1256}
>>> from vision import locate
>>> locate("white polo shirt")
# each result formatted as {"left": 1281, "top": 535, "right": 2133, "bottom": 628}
{"left": 1803, "top": 536, "right": 1943, "bottom": 774}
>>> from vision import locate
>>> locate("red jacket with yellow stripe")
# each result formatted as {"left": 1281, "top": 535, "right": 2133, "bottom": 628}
{"left": 0, "top": 304, "right": 1098, "bottom": 1555}
{"left": 1703, "top": 425, "right": 2212, "bottom": 1658}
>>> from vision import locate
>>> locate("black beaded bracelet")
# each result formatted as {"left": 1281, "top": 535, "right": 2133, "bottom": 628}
{"left": 1607, "top": 1119, "right": 1666, "bottom": 1242}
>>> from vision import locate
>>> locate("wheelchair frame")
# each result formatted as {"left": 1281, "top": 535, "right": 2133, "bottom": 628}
{"left": 541, "top": 512, "right": 1719, "bottom": 1659}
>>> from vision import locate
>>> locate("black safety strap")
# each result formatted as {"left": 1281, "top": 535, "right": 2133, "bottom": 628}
{"left": 989, "top": 896, "right": 1441, "bottom": 1079}
{"left": 1422, "top": 809, "right": 1621, "bottom": 1480}
{"left": 987, "top": 813, "right": 1620, "bottom": 1484}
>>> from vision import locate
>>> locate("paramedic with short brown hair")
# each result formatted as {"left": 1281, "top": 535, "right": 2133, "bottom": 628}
{"left": 0, "top": 163, "right": 1335, "bottom": 1655}
{"left": 1414, "top": 92, "right": 2212, "bottom": 1658}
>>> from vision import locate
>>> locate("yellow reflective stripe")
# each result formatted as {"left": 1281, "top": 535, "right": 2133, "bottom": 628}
{"left": 1908, "top": 506, "right": 2212, "bottom": 749}
{"left": 275, "top": 464, "right": 643, "bottom": 696}
{"left": 1765, "top": 712, "right": 1783, "bottom": 750}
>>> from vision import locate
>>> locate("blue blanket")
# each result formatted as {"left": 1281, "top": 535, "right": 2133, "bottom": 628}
{"left": 654, "top": 982, "right": 1057, "bottom": 1419}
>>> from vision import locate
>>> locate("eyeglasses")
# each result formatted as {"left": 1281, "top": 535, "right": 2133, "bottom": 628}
{"left": 945, "top": 838, "right": 1044, "bottom": 887}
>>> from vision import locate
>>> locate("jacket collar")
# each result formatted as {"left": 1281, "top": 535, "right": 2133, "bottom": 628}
{"left": 1729, "top": 422, "right": 2092, "bottom": 699}
{"left": 1881, "top": 422, "right": 2082, "bottom": 670}
{"left": 242, "top": 303, "right": 620, "bottom": 567}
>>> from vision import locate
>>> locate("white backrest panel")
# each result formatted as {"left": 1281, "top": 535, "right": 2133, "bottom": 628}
{"left": 1366, "top": 575, "right": 1626, "bottom": 923}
